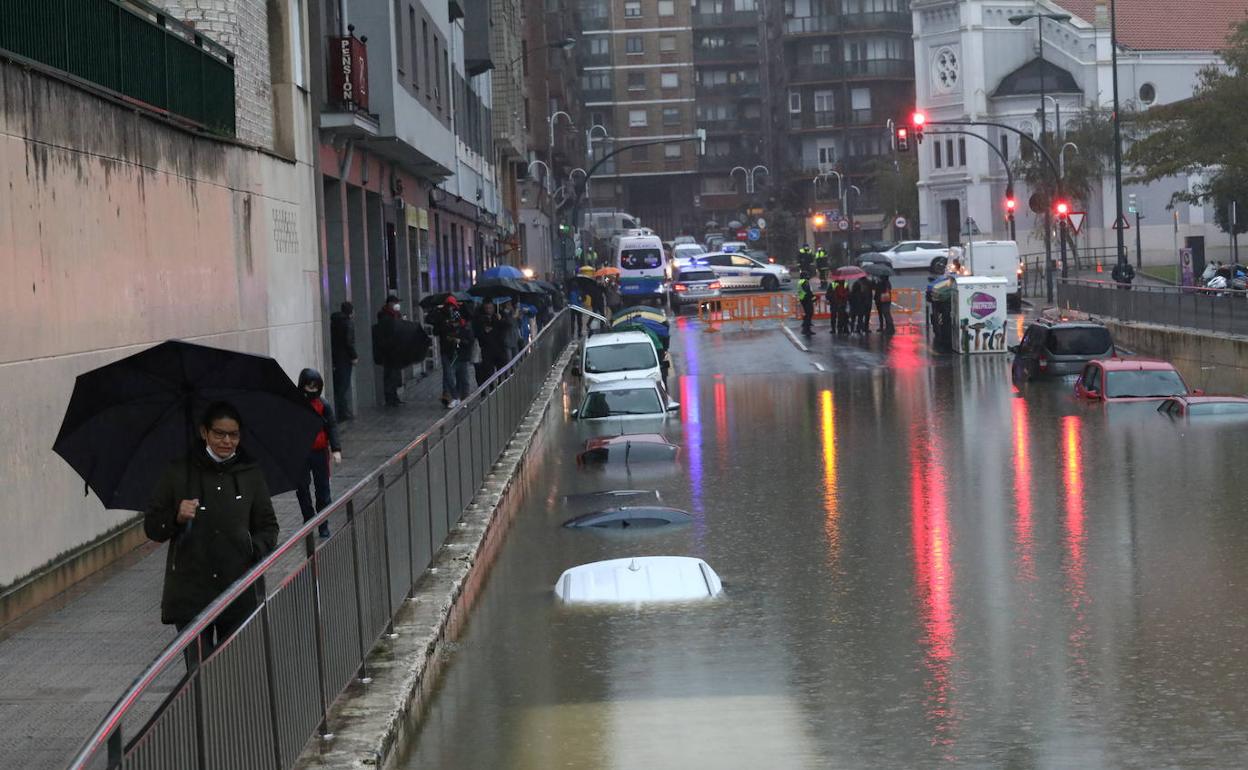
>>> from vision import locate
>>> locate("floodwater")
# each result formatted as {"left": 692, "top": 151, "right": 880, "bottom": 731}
{"left": 399, "top": 322, "right": 1248, "bottom": 770}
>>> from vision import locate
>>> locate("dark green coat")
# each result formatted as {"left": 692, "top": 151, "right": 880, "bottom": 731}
{"left": 144, "top": 447, "right": 280, "bottom": 626}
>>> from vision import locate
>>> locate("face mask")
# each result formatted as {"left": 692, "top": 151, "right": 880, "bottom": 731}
{"left": 304, "top": 388, "right": 321, "bottom": 399}
{"left": 392, "top": 303, "right": 401, "bottom": 312}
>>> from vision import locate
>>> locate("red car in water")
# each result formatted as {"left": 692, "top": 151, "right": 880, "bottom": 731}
{"left": 1074, "top": 358, "right": 1198, "bottom": 402}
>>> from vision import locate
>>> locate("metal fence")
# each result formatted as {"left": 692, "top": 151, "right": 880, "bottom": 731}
{"left": 1, "top": 0, "right": 236, "bottom": 135}
{"left": 1020, "top": 247, "right": 1122, "bottom": 298}
{"left": 1057, "top": 278, "right": 1248, "bottom": 336}
{"left": 66, "top": 311, "right": 574, "bottom": 770}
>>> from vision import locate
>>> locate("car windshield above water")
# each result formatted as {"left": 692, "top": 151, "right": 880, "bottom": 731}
{"left": 580, "top": 386, "right": 664, "bottom": 418}
{"left": 1048, "top": 326, "right": 1113, "bottom": 356}
{"left": 584, "top": 342, "right": 658, "bottom": 374}
{"left": 1105, "top": 369, "right": 1187, "bottom": 399}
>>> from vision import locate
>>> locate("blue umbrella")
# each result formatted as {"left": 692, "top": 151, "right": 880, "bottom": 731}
{"left": 481, "top": 265, "right": 525, "bottom": 280}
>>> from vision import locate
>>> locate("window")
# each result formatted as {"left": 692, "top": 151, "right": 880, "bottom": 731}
{"left": 734, "top": 0, "right": 757, "bottom": 9}
{"left": 408, "top": 7, "right": 419, "bottom": 87}
{"left": 660, "top": 35, "right": 677, "bottom": 52}
{"left": 817, "top": 143, "right": 836, "bottom": 166}
{"left": 958, "top": 138, "right": 967, "bottom": 166}
{"left": 661, "top": 72, "right": 679, "bottom": 89}
{"left": 591, "top": 110, "right": 608, "bottom": 127}
{"left": 434, "top": 38, "right": 441, "bottom": 106}
{"left": 811, "top": 43, "right": 832, "bottom": 64}
{"left": 850, "top": 87, "right": 871, "bottom": 110}
{"left": 589, "top": 36, "right": 610, "bottom": 55}
{"left": 624, "top": 0, "right": 642, "bottom": 16}
{"left": 664, "top": 143, "right": 682, "bottom": 158}
{"left": 627, "top": 72, "right": 646, "bottom": 90}
{"left": 289, "top": 0, "right": 306, "bottom": 87}
{"left": 945, "top": 139, "right": 954, "bottom": 166}
{"left": 422, "top": 21, "right": 431, "bottom": 94}
{"left": 789, "top": 91, "right": 801, "bottom": 113}
{"left": 1047, "top": 327, "right": 1113, "bottom": 356}
{"left": 934, "top": 141, "right": 942, "bottom": 168}
{"left": 629, "top": 109, "right": 648, "bottom": 127}
{"left": 1139, "top": 82, "right": 1157, "bottom": 105}
{"left": 626, "top": 35, "right": 644, "bottom": 54}
{"left": 813, "top": 90, "right": 835, "bottom": 113}
{"left": 663, "top": 107, "right": 681, "bottom": 125}
{"left": 658, "top": 0, "right": 675, "bottom": 14}
{"left": 394, "top": 0, "right": 404, "bottom": 75}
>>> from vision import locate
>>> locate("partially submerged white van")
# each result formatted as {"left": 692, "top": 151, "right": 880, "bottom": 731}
{"left": 579, "top": 330, "right": 662, "bottom": 386}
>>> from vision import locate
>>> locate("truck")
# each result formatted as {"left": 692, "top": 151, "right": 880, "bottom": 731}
{"left": 961, "top": 240, "right": 1022, "bottom": 311}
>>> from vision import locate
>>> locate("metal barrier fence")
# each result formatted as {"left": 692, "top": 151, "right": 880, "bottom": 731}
{"left": 1, "top": 0, "right": 236, "bottom": 135}
{"left": 1057, "top": 278, "right": 1248, "bottom": 336}
{"left": 696, "top": 289, "right": 923, "bottom": 329}
{"left": 1020, "top": 247, "right": 1122, "bottom": 297}
{"left": 66, "top": 311, "right": 574, "bottom": 770}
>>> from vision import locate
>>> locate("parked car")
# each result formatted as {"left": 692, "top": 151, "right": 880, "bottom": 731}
{"left": 576, "top": 434, "right": 681, "bottom": 465}
{"left": 1011, "top": 319, "right": 1115, "bottom": 388}
{"left": 578, "top": 331, "right": 662, "bottom": 386}
{"left": 670, "top": 267, "right": 722, "bottom": 313}
{"left": 672, "top": 243, "right": 707, "bottom": 269}
{"left": 1157, "top": 395, "right": 1248, "bottom": 421}
{"left": 744, "top": 248, "right": 776, "bottom": 264}
{"left": 720, "top": 241, "right": 748, "bottom": 254}
{"left": 700, "top": 252, "right": 792, "bottom": 292}
{"left": 673, "top": 235, "right": 699, "bottom": 246}
{"left": 861, "top": 240, "right": 961, "bottom": 271}
{"left": 1074, "top": 358, "right": 1198, "bottom": 403}
{"left": 574, "top": 380, "right": 679, "bottom": 421}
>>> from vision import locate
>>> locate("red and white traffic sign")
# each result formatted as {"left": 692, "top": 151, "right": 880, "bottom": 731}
{"left": 837, "top": 219, "right": 850, "bottom": 231}
{"left": 894, "top": 216, "right": 908, "bottom": 229}
{"left": 1111, "top": 215, "right": 1131, "bottom": 230}
{"left": 1068, "top": 211, "right": 1086, "bottom": 235}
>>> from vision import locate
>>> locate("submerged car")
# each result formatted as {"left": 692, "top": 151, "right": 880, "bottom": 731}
{"left": 578, "top": 331, "right": 662, "bottom": 386}
{"left": 575, "top": 380, "right": 679, "bottom": 421}
{"left": 553, "top": 556, "right": 723, "bottom": 603}
{"left": 1158, "top": 395, "right": 1248, "bottom": 421}
{"left": 576, "top": 434, "right": 680, "bottom": 464}
{"left": 1011, "top": 319, "right": 1116, "bottom": 388}
{"left": 1074, "top": 358, "right": 1197, "bottom": 403}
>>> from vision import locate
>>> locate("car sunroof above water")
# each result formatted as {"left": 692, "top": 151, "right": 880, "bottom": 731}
{"left": 563, "top": 489, "right": 662, "bottom": 504}
{"left": 562, "top": 506, "right": 693, "bottom": 529}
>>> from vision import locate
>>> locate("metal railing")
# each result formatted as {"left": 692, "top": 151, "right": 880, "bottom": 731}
{"left": 1019, "top": 247, "right": 1121, "bottom": 298}
{"left": 1, "top": 0, "right": 236, "bottom": 136}
{"left": 1057, "top": 278, "right": 1248, "bottom": 336}
{"left": 66, "top": 311, "right": 574, "bottom": 770}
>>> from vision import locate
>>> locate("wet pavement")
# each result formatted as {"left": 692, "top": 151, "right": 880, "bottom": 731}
{"left": 399, "top": 314, "right": 1248, "bottom": 770}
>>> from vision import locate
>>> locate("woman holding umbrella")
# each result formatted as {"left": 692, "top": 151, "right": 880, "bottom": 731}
{"left": 145, "top": 401, "right": 280, "bottom": 658}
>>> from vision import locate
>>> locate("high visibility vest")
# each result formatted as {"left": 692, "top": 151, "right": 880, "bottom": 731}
{"left": 797, "top": 279, "right": 813, "bottom": 301}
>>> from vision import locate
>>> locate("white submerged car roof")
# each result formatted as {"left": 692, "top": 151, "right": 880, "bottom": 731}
{"left": 584, "top": 331, "right": 656, "bottom": 349}
{"left": 584, "top": 378, "right": 661, "bottom": 394}
{"left": 554, "top": 556, "right": 724, "bottom": 603}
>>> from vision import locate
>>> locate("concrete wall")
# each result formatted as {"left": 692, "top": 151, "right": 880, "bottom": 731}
{"left": 1101, "top": 321, "right": 1248, "bottom": 397}
{"left": 0, "top": 60, "right": 320, "bottom": 590}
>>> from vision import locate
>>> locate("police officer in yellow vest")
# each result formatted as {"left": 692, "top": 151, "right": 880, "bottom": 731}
{"left": 797, "top": 270, "right": 815, "bottom": 336}
{"left": 814, "top": 246, "right": 830, "bottom": 289}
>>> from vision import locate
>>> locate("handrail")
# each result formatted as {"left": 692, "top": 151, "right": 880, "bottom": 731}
{"left": 66, "top": 308, "right": 572, "bottom": 769}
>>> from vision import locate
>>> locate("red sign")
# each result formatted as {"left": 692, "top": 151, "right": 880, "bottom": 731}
{"left": 328, "top": 36, "right": 369, "bottom": 111}
{"left": 736, "top": 229, "right": 749, "bottom": 240}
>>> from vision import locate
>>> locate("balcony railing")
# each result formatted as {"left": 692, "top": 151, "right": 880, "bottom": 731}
{"left": 692, "top": 10, "right": 760, "bottom": 27}
{"left": 582, "top": 12, "right": 610, "bottom": 31}
{"left": 785, "top": 15, "right": 838, "bottom": 35}
{"left": 0, "top": 0, "right": 236, "bottom": 135}
{"left": 694, "top": 44, "right": 761, "bottom": 63}
{"left": 581, "top": 87, "right": 613, "bottom": 103}
{"left": 696, "top": 81, "right": 762, "bottom": 98}
{"left": 579, "top": 51, "right": 612, "bottom": 67}
{"left": 698, "top": 116, "right": 762, "bottom": 133}
{"left": 788, "top": 58, "right": 912, "bottom": 83}
{"left": 783, "top": 11, "right": 911, "bottom": 35}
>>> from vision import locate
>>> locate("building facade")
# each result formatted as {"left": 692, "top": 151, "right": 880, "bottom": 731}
{"left": 912, "top": 0, "right": 1236, "bottom": 261}
{"left": 0, "top": 0, "right": 319, "bottom": 606}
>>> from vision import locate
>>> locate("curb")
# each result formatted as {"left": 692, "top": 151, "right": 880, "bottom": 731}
{"left": 294, "top": 344, "right": 577, "bottom": 770}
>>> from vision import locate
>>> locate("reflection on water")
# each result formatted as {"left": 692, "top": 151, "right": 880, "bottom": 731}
{"left": 399, "top": 336, "right": 1248, "bottom": 770}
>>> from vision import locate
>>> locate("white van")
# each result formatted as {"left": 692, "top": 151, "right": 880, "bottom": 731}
{"left": 579, "top": 331, "right": 662, "bottom": 386}
{"left": 963, "top": 240, "right": 1022, "bottom": 310}
{"left": 616, "top": 234, "right": 669, "bottom": 304}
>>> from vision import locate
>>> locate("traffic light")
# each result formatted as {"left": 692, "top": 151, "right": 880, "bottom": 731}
{"left": 895, "top": 126, "right": 910, "bottom": 152}
{"left": 1005, "top": 196, "right": 1017, "bottom": 221}
{"left": 812, "top": 213, "right": 827, "bottom": 229}
{"left": 1055, "top": 200, "right": 1070, "bottom": 219}
{"left": 911, "top": 110, "right": 927, "bottom": 143}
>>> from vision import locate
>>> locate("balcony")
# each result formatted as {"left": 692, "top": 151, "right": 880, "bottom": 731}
{"left": 692, "top": 10, "right": 760, "bottom": 28}
{"left": 698, "top": 117, "right": 762, "bottom": 134}
{"left": 0, "top": 0, "right": 236, "bottom": 135}
{"left": 582, "top": 87, "right": 613, "bottom": 103}
{"left": 580, "top": 52, "right": 612, "bottom": 68}
{"left": 788, "top": 58, "right": 912, "bottom": 83}
{"left": 784, "top": 15, "right": 838, "bottom": 36}
{"left": 699, "top": 153, "right": 764, "bottom": 171}
{"left": 694, "top": 45, "right": 761, "bottom": 64}
{"left": 841, "top": 12, "right": 911, "bottom": 32}
{"left": 791, "top": 109, "right": 883, "bottom": 132}
{"left": 582, "top": 13, "right": 610, "bottom": 31}
{"left": 696, "top": 81, "right": 762, "bottom": 99}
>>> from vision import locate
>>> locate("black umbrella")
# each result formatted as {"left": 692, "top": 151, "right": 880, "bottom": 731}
{"left": 52, "top": 340, "right": 323, "bottom": 511}
{"left": 419, "top": 291, "right": 474, "bottom": 310}
{"left": 468, "top": 277, "right": 530, "bottom": 298}
{"left": 862, "top": 262, "right": 896, "bottom": 277}
{"left": 569, "top": 275, "right": 598, "bottom": 294}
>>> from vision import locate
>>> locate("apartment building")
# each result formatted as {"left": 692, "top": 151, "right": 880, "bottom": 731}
{"left": 578, "top": 0, "right": 701, "bottom": 238}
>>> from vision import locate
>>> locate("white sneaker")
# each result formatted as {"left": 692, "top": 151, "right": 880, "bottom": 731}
{"left": 449, "top": 399, "right": 461, "bottom": 408}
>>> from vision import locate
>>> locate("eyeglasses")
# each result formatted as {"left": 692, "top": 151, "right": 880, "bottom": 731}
{"left": 208, "top": 428, "right": 241, "bottom": 442}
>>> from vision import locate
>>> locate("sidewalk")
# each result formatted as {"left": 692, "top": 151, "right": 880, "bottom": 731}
{"left": 0, "top": 368, "right": 456, "bottom": 770}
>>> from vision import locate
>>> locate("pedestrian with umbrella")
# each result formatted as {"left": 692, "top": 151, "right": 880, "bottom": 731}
{"left": 372, "top": 294, "right": 430, "bottom": 406}
{"left": 52, "top": 340, "right": 324, "bottom": 661}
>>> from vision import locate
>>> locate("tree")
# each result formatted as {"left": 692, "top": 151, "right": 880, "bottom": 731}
{"left": 1011, "top": 107, "right": 1118, "bottom": 211}
{"left": 869, "top": 152, "right": 919, "bottom": 234}
{"left": 764, "top": 185, "right": 804, "bottom": 260}
{"left": 1127, "top": 18, "right": 1248, "bottom": 229}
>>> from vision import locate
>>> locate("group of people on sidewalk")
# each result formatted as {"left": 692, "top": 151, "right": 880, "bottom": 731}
{"left": 797, "top": 271, "right": 896, "bottom": 337}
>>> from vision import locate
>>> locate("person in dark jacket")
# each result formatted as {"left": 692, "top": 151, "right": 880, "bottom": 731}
{"left": 830, "top": 280, "right": 851, "bottom": 334}
{"left": 873, "top": 276, "right": 896, "bottom": 334}
{"left": 295, "top": 369, "right": 341, "bottom": 539}
{"left": 431, "top": 297, "right": 474, "bottom": 408}
{"left": 144, "top": 401, "right": 279, "bottom": 659}
{"left": 329, "top": 302, "right": 358, "bottom": 420}
{"left": 473, "top": 300, "right": 513, "bottom": 383}
{"left": 850, "top": 279, "right": 872, "bottom": 334}
{"left": 373, "top": 294, "right": 404, "bottom": 406}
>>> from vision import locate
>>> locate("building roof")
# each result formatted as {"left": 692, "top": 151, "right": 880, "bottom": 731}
{"left": 993, "top": 58, "right": 1082, "bottom": 97}
{"left": 1060, "top": 0, "right": 1246, "bottom": 51}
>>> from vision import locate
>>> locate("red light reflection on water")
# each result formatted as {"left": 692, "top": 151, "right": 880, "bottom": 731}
{"left": 713, "top": 380, "right": 728, "bottom": 465}
{"left": 1061, "top": 415, "right": 1089, "bottom": 666}
{"left": 909, "top": 422, "right": 959, "bottom": 746}
{"left": 819, "top": 389, "right": 840, "bottom": 565}
{"left": 887, "top": 332, "right": 925, "bottom": 370}
{"left": 1011, "top": 398, "right": 1035, "bottom": 581}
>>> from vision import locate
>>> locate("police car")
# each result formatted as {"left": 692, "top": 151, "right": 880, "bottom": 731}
{"left": 696, "top": 251, "right": 792, "bottom": 292}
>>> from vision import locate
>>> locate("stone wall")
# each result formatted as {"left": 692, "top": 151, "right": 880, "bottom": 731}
{"left": 160, "top": 0, "right": 276, "bottom": 149}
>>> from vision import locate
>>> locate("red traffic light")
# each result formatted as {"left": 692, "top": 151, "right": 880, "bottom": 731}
{"left": 895, "top": 127, "right": 910, "bottom": 152}
{"left": 1005, "top": 198, "right": 1017, "bottom": 211}
{"left": 1055, "top": 200, "right": 1070, "bottom": 217}
{"left": 911, "top": 111, "right": 927, "bottom": 127}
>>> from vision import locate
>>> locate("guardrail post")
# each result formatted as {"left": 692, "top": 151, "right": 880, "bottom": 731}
{"left": 344, "top": 500, "right": 371, "bottom": 684}
{"left": 377, "top": 473, "right": 398, "bottom": 638}
{"left": 307, "top": 543, "right": 334, "bottom": 741}
{"left": 258, "top": 600, "right": 284, "bottom": 770}
{"left": 105, "top": 727, "right": 123, "bottom": 769}
{"left": 403, "top": 454, "right": 417, "bottom": 599}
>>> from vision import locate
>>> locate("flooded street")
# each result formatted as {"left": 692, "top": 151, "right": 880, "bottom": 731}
{"left": 400, "top": 320, "right": 1248, "bottom": 770}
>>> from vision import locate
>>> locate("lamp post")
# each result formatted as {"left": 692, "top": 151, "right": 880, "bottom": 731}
{"left": 505, "top": 37, "right": 576, "bottom": 71}
{"left": 846, "top": 185, "right": 862, "bottom": 260}
{"left": 1059, "top": 142, "right": 1079, "bottom": 277}
{"left": 548, "top": 110, "right": 574, "bottom": 151}
{"left": 813, "top": 170, "right": 843, "bottom": 254}
{"left": 1108, "top": 0, "right": 1129, "bottom": 276}
{"left": 731, "top": 165, "right": 769, "bottom": 195}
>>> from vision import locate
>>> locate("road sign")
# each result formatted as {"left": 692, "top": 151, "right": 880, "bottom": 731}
{"left": 1068, "top": 211, "right": 1086, "bottom": 234}
{"left": 894, "top": 216, "right": 908, "bottom": 229}
{"left": 735, "top": 229, "right": 749, "bottom": 240}
{"left": 837, "top": 219, "right": 850, "bottom": 232}
{"left": 747, "top": 227, "right": 761, "bottom": 241}
{"left": 756, "top": 218, "right": 766, "bottom": 229}
{"left": 1111, "top": 215, "right": 1131, "bottom": 230}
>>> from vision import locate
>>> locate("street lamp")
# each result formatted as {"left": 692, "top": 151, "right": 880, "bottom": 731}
{"left": 731, "top": 165, "right": 769, "bottom": 195}
{"left": 506, "top": 37, "right": 576, "bottom": 71}
{"left": 1108, "top": 0, "right": 1129, "bottom": 273}
{"left": 548, "top": 110, "right": 574, "bottom": 150}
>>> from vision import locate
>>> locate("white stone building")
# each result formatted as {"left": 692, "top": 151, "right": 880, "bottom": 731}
{"left": 911, "top": 0, "right": 1243, "bottom": 264}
